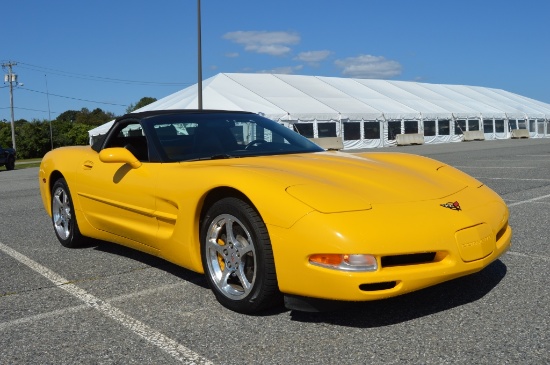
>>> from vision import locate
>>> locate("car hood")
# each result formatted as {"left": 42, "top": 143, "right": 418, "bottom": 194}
{"left": 234, "top": 151, "right": 475, "bottom": 212}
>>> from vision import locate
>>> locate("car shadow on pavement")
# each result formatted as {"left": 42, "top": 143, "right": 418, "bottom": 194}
{"left": 84, "top": 238, "right": 210, "bottom": 289}
{"left": 289, "top": 259, "right": 507, "bottom": 327}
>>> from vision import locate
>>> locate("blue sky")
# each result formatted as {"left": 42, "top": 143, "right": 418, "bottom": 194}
{"left": 2, "top": 0, "right": 549, "bottom": 122}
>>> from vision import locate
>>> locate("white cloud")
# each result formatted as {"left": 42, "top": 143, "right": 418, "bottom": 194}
{"left": 295, "top": 50, "right": 331, "bottom": 63}
{"left": 225, "top": 52, "right": 239, "bottom": 58}
{"left": 223, "top": 31, "right": 300, "bottom": 56}
{"left": 334, "top": 54, "right": 402, "bottom": 79}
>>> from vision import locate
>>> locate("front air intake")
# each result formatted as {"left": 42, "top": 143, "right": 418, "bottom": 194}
{"left": 359, "top": 282, "right": 397, "bottom": 291}
{"left": 381, "top": 252, "right": 436, "bottom": 267}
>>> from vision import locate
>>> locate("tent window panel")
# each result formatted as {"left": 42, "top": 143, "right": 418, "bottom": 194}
{"left": 468, "top": 120, "right": 479, "bottom": 131}
{"left": 518, "top": 120, "right": 526, "bottom": 129}
{"left": 438, "top": 120, "right": 450, "bottom": 135}
{"left": 318, "top": 122, "right": 337, "bottom": 138}
{"left": 483, "top": 119, "right": 494, "bottom": 133}
{"left": 424, "top": 121, "right": 436, "bottom": 136}
{"left": 456, "top": 120, "right": 466, "bottom": 135}
{"left": 293, "top": 123, "right": 314, "bottom": 138}
{"left": 537, "top": 120, "right": 545, "bottom": 134}
{"left": 509, "top": 120, "right": 517, "bottom": 130}
{"left": 343, "top": 122, "right": 361, "bottom": 140}
{"left": 364, "top": 122, "right": 380, "bottom": 139}
{"left": 495, "top": 120, "right": 505, "bottom": 133}
{"left": 293, "top": 123, "right": 313, "bottom": 138}
{"left": 529, "top": 119, "right": 536, "bottom": 132}
{"left": 404, "top": 121, "right": 418, "bottom": 134}
{"left": 387, "top": 121, "right": 401, "bottom": 140}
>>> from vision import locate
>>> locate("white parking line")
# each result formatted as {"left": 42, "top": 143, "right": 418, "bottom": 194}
{"left": 0, "top": 241, "right": 213, "bottom": 365}
{"left": 0, "top": 283, "right": 194, "bottom": 332}
{"left": 507, "top": 251, "right": 550, "bottom": 262}
{"left": 475, "top": 177, "right": 550, "bottom": 182}
{"left": 0, "top": 304, "right": 88, "bottom": 331}
{"left": 454, "top": 166, "right": 536, "bottom": 169}
{"left": 508, "top": 193, "right": 550, "bottom": 207}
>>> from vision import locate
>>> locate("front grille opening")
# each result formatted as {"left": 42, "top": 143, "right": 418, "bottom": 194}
{"left": 359, "top": 281, "right": 397, "bottom": 291}
{"left": 381, "top": 252, "right": 437, "bottom": 267}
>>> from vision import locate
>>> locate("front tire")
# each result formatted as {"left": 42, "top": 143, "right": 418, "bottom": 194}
{"left": 200, "top": 197, "right": 281, "bottom": 313}
{"left": 51, "top": 178, "right": 84, "bottom": 248}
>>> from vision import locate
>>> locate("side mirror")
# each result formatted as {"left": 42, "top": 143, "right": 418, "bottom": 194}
{"left": 99, "top": 147, "right": 142, "bottom": 169}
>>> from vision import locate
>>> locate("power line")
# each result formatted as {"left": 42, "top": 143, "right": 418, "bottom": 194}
{"left": 0, "top": 106, "right": 59, "bottom": 114}
{"left": 21, "top": 87, "right": 127, "bottom": 107}
{"left": 17, "top": 62, "right": 192, "bottom": 86}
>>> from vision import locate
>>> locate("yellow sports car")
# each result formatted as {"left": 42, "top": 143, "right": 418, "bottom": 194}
{"left": 39, "top": 110, "right": 511, "bottom": 313}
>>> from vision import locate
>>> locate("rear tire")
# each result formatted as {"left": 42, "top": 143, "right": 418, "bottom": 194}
{"left": 200, "top": 197, "right": 281, "bottom": 313}
{"left": 5, "top": 156, "right": 15, "bottom": 170}
{"left": 51, "top": 178, "right": 84, "bottom": 248}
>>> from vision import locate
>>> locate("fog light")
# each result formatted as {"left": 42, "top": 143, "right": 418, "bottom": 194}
{"left": 309, "top": 254, "right": 378, "bottom": 272}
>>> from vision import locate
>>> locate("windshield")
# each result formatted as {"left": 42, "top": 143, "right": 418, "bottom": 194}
{"left": 142, "top": 113, "right": 324, "bottom": 162}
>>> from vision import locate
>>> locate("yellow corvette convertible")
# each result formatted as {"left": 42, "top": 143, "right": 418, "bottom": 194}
{"left": 39, "top": 110, "right": 511, "bottom": 313}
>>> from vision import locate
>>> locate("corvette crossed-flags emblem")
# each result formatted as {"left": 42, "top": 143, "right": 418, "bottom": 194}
{"left": 440, "top": 201, "right": 462, "bottom": 211}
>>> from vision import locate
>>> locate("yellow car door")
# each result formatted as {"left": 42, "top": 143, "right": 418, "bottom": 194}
{"left": 75, "top": 122, "right": 160, "bottom": 250}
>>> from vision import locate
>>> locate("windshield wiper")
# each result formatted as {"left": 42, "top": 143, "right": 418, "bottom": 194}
{"left": 209, "top": 154, "right": 233, "bottom": 160}
{"left": 184, "top": 154, "right": 235, "bottom": 162}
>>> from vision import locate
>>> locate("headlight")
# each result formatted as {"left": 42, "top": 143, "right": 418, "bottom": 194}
{"left": 309, "top": 254, "right": 378, "bottom": 272}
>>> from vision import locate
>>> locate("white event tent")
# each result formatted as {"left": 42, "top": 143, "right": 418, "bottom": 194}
{"left": 89, "top": 73, "right": 550, "bottom": 149}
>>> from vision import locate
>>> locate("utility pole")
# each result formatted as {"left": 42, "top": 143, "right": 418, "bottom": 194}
{"left": 2, "top": 61, "right": 18, "bottom": 150}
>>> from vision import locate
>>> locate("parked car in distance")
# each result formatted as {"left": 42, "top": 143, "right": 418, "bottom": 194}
{"left": 0, "top": 144, "right": 16, "bottom": 171}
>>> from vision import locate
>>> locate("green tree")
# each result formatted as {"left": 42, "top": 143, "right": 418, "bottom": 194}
{"left": 0, "top": 121, "right": 12, "bottom": 148}
{"left": 1, "top": 107, "right": 117, "bottom": 159}
{"left": 57, "top": 108, "right": 114, "bottom": 126}
{"left": 66, "top": 123, "right": 92, "bottom": 145}
{"left": 15, "top": 120, "right": 51, "bottom": 159}
{"left": 56, "top": 110, "right": 79, "bottom": 123}
{"left": 126, "top": 97, "right": 157, "bottom": 113}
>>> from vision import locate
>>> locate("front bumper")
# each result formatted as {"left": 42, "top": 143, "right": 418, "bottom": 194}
{"left": 268, "top": 186, "right": 511, "bottom": 302}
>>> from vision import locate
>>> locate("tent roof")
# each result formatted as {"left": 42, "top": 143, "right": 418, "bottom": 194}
{"left": 89, "top": 73, "right": 550, "bottom": 137}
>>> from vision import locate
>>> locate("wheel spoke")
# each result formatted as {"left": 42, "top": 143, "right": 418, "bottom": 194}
{"left": 239, "top": 243, "right": 254, "bottom": 256}
{"left": 53, "top": 212, "right": 62, "bottom": 225}
{"left": 218, "top": 269, "right": 232, "bottom": 291}
{"left": 225, "top": 218, "right": 237, "bottom": 245}
{"left": 235, "top": 266, "right": 253, "bottom": 294}
{"left": 53, "top": 194, "right": 63, "bottom": 209}
{"left": 206, "top": 237, "right": 225, "bottom": 256}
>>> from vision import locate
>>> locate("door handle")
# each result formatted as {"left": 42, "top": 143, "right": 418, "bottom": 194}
{"left": 83, "top": 160, "right": 94, "bottom": 170}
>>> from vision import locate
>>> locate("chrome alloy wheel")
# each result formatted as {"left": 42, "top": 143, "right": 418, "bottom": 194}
{"left": 52, "top": 186, "right": 72, "bottom": 241}
{"left": 205, "top": 213, "right": 257, "bottom": 300}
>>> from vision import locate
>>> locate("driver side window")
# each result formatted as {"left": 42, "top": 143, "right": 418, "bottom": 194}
{"left": 105, "top": 122, "right": 149, "bottom": 161}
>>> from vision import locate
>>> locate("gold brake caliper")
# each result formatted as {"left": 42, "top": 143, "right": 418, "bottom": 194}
{"left": 217, "top": 236, "right": 226, "bottom": 271}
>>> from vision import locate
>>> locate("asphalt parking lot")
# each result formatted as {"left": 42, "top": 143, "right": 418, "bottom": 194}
{"left": 1, "top": 138, "right": 548, "bottom": 364}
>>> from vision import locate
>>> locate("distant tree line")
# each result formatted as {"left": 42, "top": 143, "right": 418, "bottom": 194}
{"left": 0, "top": 97, "right": 156, "bottom": 159}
